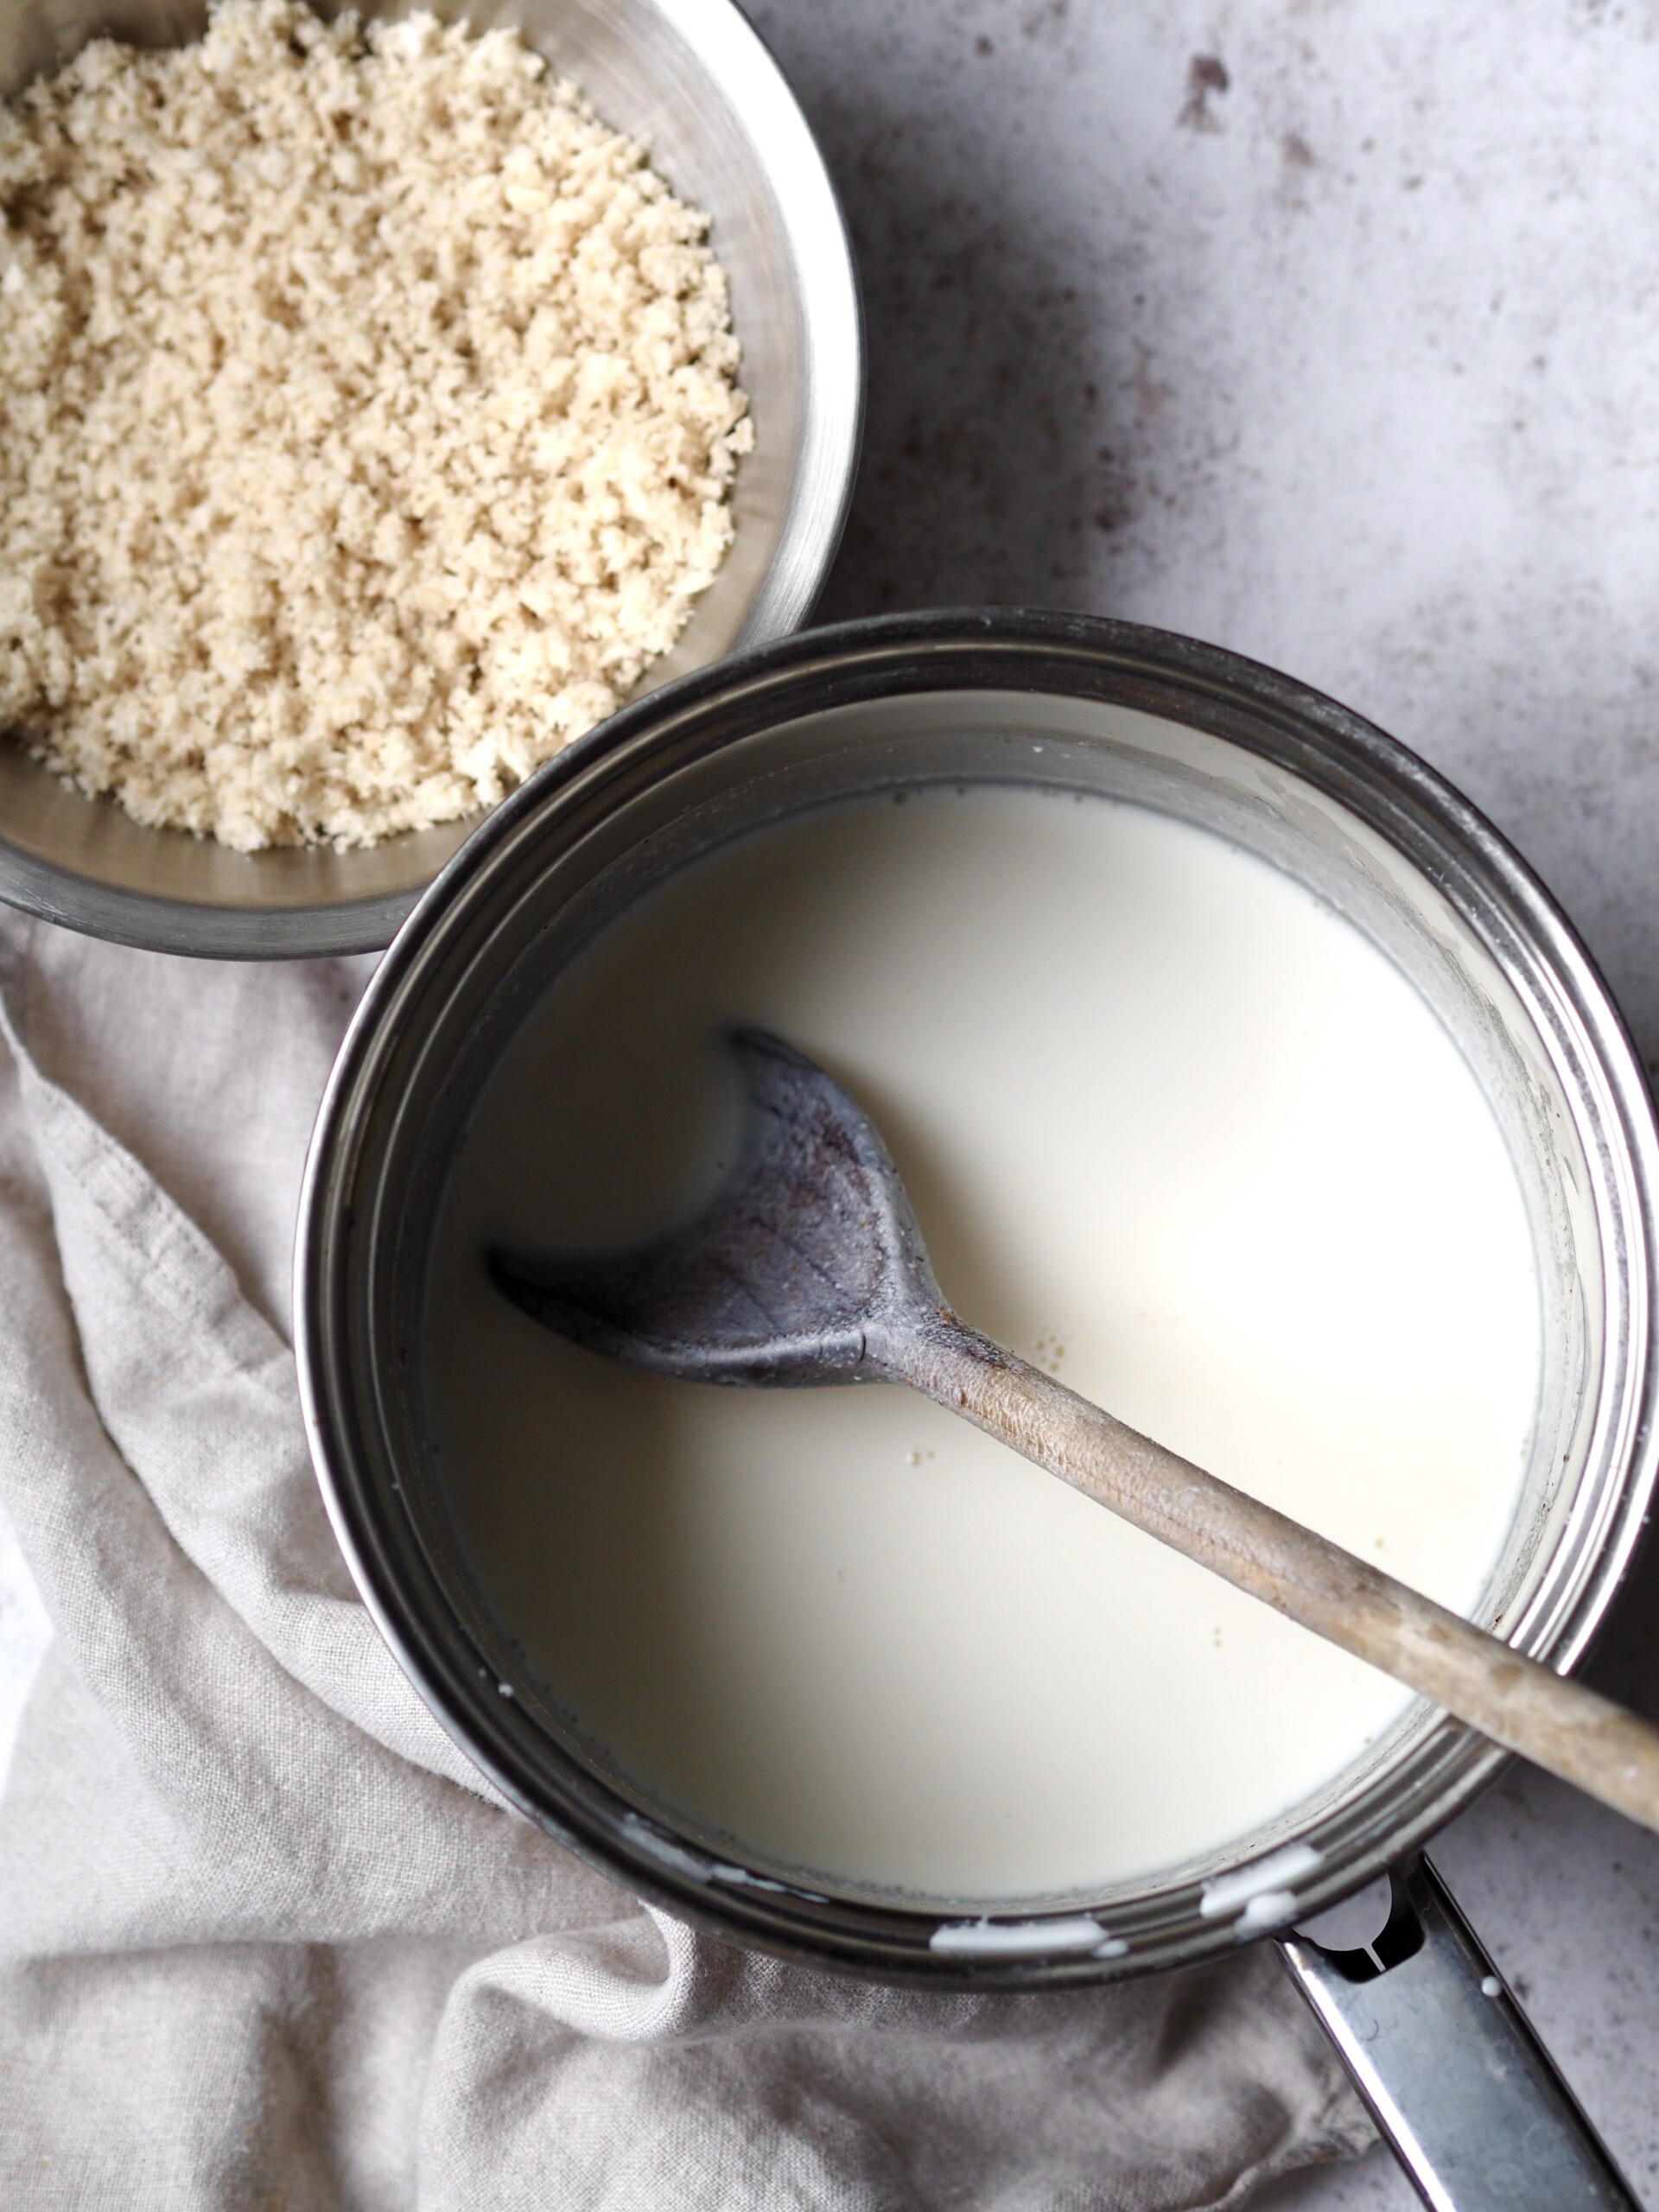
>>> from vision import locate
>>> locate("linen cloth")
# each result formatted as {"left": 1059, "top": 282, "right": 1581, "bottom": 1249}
{"left": 0, "top": 912, "right": 1371, "bottom": 2210}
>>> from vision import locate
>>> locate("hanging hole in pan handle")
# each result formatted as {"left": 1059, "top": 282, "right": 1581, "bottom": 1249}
{"left": 1278, "top": 1853, "right": 1641, "bottom": 2211}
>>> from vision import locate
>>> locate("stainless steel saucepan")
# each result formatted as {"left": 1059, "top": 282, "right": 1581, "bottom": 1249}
{"left": 297, "top": 610, "right": 1659, "bottom": 2209}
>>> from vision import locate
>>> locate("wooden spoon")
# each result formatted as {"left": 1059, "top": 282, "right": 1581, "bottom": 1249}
{"left": 490, "top": 1027, "right": 1659, "bottom": 1838}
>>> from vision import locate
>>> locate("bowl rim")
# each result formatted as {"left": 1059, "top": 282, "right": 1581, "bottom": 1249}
{"left": 295, "top": 605, "right": 1659, "bottom": 1986}
{"left": 0, "top": 0, "right": 863, "bottom": 961}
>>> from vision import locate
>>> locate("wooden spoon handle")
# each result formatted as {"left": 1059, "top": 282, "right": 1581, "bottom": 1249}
{"left": 885, "top": 1315, "right": 1659, "bottom": 1836}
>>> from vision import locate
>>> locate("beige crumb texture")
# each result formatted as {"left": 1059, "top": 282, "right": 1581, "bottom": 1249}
{"left": 0, "top": 0, "right": 752, "bottom": 850}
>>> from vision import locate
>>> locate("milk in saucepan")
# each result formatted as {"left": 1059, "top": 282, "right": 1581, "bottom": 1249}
{"left": 423, "top": 785, "right": 1539, "bottom": 1902}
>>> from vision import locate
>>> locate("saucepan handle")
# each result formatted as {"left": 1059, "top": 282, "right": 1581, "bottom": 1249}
{"left": 1277, "top": 1853, "right": 1639, "bottom": 2210}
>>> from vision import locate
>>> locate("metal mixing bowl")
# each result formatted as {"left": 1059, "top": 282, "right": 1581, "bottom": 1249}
{"left": 0, "top": 0, "right": 861, "bottom": 956}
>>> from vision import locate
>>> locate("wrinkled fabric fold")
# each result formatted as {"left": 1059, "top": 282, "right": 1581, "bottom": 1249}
{"left": 0, "top": 917, "right": 1370, "bottom": 2209}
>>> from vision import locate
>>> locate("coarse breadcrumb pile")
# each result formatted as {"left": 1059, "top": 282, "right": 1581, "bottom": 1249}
{"left": 0, "top": 0, "right": 752, "bottom": 850}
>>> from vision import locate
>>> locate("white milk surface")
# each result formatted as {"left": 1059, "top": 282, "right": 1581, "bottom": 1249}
{"left": 424, "top": 786, "right": 1541, "bottom": 1904}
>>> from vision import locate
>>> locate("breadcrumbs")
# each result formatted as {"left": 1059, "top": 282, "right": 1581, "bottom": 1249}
{"left": 0, "top": 0, "right": 752, "bottom": 850}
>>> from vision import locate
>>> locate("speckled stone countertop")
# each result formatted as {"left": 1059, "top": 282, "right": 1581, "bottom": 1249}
{"left": 745, "top": 1, "right": 1659, "bottom": 2201}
